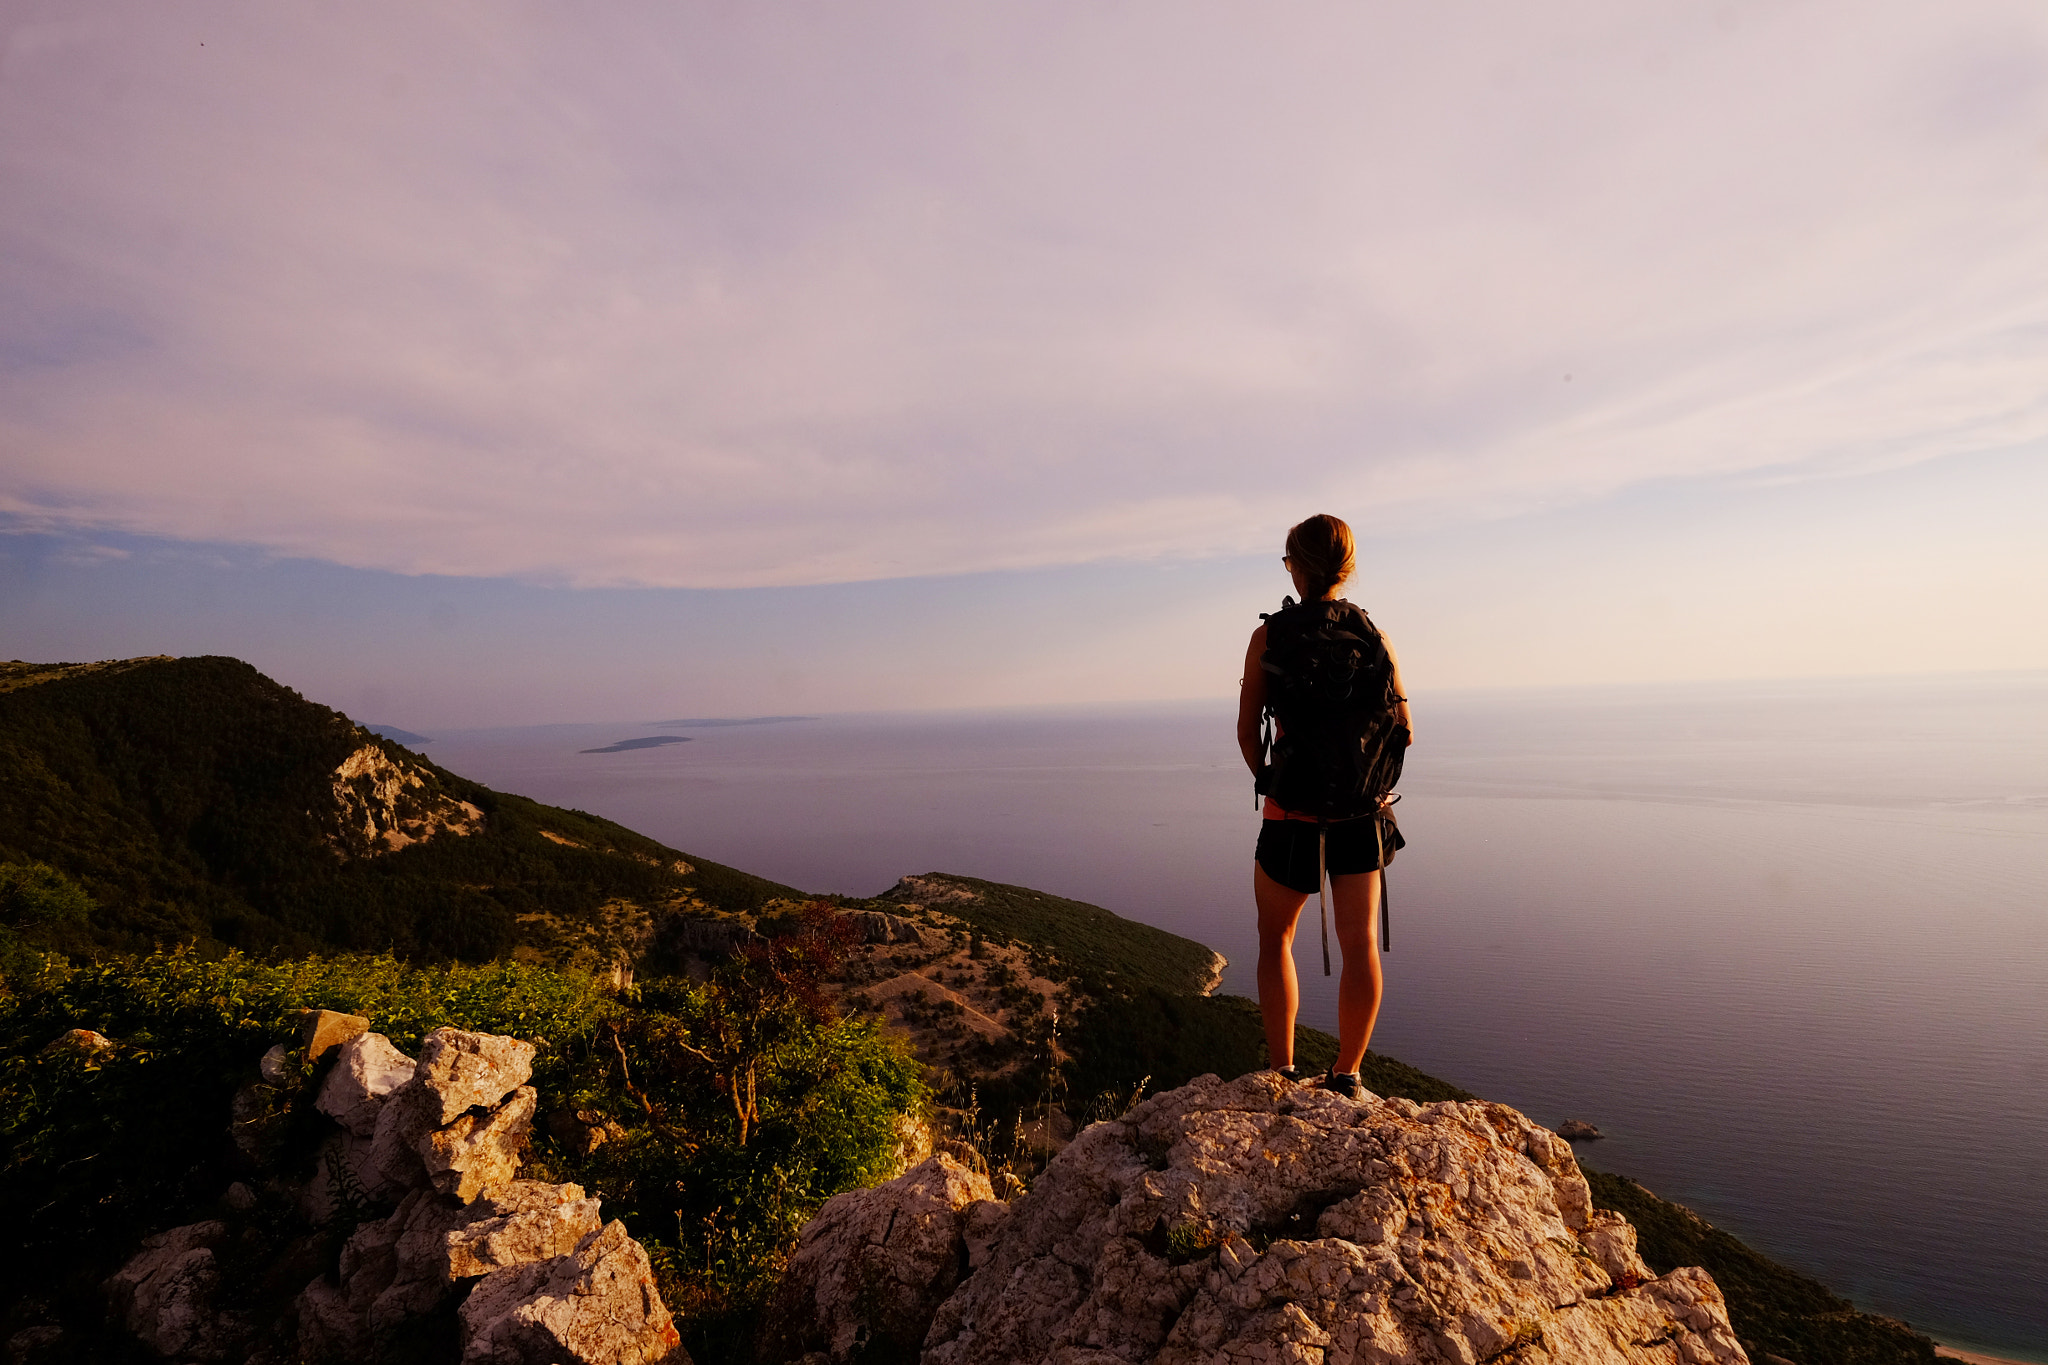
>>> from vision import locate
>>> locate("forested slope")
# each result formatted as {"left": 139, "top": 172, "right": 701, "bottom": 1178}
{"left": 0, "top": 656, "right": 794, "bottom": 962}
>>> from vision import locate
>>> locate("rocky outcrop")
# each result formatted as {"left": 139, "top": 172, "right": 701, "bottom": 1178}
{"left": 778, "top": 1072, "right": 1747, "bottom": 1365}
{"left": 459, "top": 1220, "right": 680, "bottom": 1365}
{"left": 310, "top": 1027, "right": 536, "bottom": 1207}
{"left": 760, "top": 1154, "right": 997, "bottom": 1364}
{"left": 330, "top": 742, "right": 485, "bottom": 856}
{"left": 106, "top": 1021, "right": 685, "bottom": 1365}
{"left": 297, "top": 1182, "right": 621, "bottom": 1362}
{"left": 292, "top": 1025, "right": 684, "bottom": 1365}
{"left": 412, "top": 1028, "right": 536, "bottom": 1125}
{"left": 421, "top": 1086, "right": 538, "bottom": 1203}
{"left": 846, "top": 910, "right": 936, "bottom": 948}
{"left": 317, "top": 1031, "right": 419, "bottom": 1136}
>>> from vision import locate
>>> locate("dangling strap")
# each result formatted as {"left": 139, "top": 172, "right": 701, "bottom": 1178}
{"left": 1375, "top": 810, "right": 1391, "bottom": 954}
{"left": 1318, "top": 822, "right": 1331, "bottom": 977}
{"left": 1256, "top": 707, "right": 1273, "bottom": 810}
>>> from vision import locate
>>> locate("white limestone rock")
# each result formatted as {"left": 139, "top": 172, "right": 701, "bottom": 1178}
{"left": 297, "top": 1181, "right": 609, "bottom": 1361}
{"left": 459, "top": 1220, "right": 687, "bottom": 1365}
{"left": 419, "top": 1085, "right": 537, "bottom": 1204}
{"left": 916, "top": 1072, "right": 1750, "bottom": 1365}
{"left": 761, "top": 1153, "right": 995, "bottom": 1364}
{"left": 413, "top": 1028, "right": 536, "bottom": 1126}
{"left": 440, "top": 1179, "right": 604, "bottom": 1279}
{"left": 316, "top": 1032, "right": 418, "bottom": 1137}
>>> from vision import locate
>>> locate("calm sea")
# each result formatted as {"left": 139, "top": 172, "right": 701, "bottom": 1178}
{"left": 422, "top": 672, "right": 2048, "bottom": 1360}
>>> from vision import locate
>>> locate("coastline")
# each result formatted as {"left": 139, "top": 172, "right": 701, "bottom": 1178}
{"left": 1200, "top": 949, "right": 1226, "bottom": 996}
{"left": 1938, "top": 1349, "right": 2042, "bottom": 1365}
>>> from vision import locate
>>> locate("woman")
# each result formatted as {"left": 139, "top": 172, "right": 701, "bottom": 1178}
{"left": 1236, "top": 514, "right": 1412, "bottom": 1098}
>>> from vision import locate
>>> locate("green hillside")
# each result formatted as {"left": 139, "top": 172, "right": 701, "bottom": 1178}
{"left": 880, "top": 871, "right": 1220, "bottom": 997}
{"left": 0, "top": 656, "right": 796, "bottom": 962}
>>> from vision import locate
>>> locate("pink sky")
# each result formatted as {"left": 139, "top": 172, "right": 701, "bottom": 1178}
{"left": 3, "top": 1, "right": 2045, "bottom": 714}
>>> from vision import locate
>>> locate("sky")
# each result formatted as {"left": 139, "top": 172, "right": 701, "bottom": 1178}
{"left": 3, "top": 1, "right": 2046, "bottom": 725}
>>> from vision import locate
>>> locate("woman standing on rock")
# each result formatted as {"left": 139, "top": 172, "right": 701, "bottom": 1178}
{"left": 1236, "top": 514, "right": 1411, "bottom": 1098}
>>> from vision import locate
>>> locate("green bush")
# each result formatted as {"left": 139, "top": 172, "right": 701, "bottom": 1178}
{"left": 0, "top": 861, "right": 94, "bottom": 930}
{"left": 535, "top": 907, "right": 924, "bottom": 1358}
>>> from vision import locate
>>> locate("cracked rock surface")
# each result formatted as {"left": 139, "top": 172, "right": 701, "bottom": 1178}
{"left": 802, "top": 1072, "right": 1746, "bottom": 1365}
{"left": 760, "top": 1153, "right": 997, "bottom": 1364}
{"left": 288, "top": 1027, "right": 687, "bottom": 1365}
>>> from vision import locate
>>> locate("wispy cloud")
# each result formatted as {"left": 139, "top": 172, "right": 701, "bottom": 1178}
{"left": 3, "top": 1, "right": 2045, "bottom": 587}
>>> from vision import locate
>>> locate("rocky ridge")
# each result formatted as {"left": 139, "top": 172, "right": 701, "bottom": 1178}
{"left": 104, "top": 1017, "right": 687, "bottom": 1365}
{"left": 768, "top": 1070, "right": 1749, "bottom": 1365}
{"left": 329, "top": 741, "right": 486, "bottom": 857}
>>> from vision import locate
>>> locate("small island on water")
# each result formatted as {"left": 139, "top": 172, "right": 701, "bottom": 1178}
{"left": 578, "top": 735, "right": 695, "bottom": 753}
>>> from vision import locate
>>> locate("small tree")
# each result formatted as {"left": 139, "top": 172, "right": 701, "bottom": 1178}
{"left": 631, "top": 901, "right": 856, "bottom": 1146}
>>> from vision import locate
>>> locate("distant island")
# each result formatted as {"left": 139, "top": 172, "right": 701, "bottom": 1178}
{"left": 579, "top": 735, "right": 695, "bottom": 754}
{"left": 366, "top": 723, "right": 431, "bottom": 744}
{"left": 644, "top": 715, "right": 816, "bottom": 727}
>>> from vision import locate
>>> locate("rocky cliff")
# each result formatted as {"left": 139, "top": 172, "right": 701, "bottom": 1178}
{"left": 767, "top": 1070, "right": 1749, "bottom": 1365}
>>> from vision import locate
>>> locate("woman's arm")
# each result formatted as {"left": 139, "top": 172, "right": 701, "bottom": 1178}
{"left": 1386, "top": 639, "right": 1413, "bottom": 744}
{"left": 1237, "top": 625, "right": 1269, "bottom": 775}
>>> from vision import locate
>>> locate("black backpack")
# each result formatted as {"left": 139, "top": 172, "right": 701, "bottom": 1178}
{"left": 1258, "top": 596, "right": 1407, "bottom": 821}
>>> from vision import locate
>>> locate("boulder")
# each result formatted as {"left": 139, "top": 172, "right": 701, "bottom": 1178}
{"left": 41, "top": 1028, "right": 113, "bottom": 1057}
{"left": 104, "top": 1220, "right": 240, "bottom": 1361}
{"left": 441, "top": 1180, "right": 604, "bottom": 1279}
{"left": 460, "top": 1220, "right": 687, "bottom": 1365}
{"left": 413, "top": 1028, "right": 536, "bottom": 1125}
{"left": 915, "top": 1072, "right": 1748, "bottom": 1365}
{"left": 761, "top": 1153, "right": 995, "bottom": 1364}
{"left": 1559, "top": 1118, "right": 1605, "bottom": 1140}
{"left": 317, "top": 1032, "right": 419, "bottom": 1138}
{"left": 420, "top": 1086, "right": 537, "bottom": 1203}
{"left": 297, "top": 1009, "right": 370, "bottom": 1062}
{"left": 259, "top": 1043, "right": 292, "bottom": 1086}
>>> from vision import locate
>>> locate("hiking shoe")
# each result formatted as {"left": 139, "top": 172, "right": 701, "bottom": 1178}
{"left": 1274, "top": 1065, "right": 1308, "bottom": 1084}
{"left": 1320, "top": 1070, "right": 1365, "bottom": 1099}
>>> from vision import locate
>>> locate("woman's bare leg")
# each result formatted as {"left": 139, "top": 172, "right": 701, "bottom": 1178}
{"left": 1254, "top": 863, "right": 1309, "bottom": 1069}
{"left": 1328, "top": 870, "right": 1384, "bottom": 1074}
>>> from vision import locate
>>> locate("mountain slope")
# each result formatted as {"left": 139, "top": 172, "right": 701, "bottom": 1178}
{"left": 0, "top": 656, "right": 796, "bottom": 960}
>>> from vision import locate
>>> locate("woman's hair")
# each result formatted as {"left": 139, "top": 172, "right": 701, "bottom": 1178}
{"left": 1285, "top": 514, "right": 1355, "bottom": 598}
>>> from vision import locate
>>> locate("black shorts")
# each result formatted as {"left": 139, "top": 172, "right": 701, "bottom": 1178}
{"left": 1255, "top": 815, "right": 1403, "bottom": 895}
